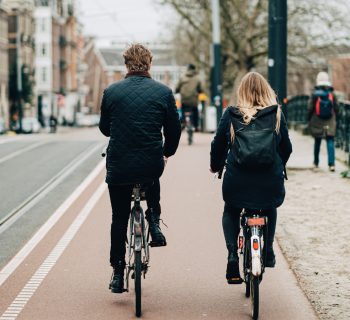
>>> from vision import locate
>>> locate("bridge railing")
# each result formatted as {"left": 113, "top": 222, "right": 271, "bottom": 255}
{"left": 287, "top": 95, "right": 350, "bottom": 166}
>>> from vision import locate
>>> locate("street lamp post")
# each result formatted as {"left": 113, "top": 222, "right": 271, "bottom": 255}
{"left": 211, "top": 0, "right": 222, "bottom": 125}
{"left": 268, "top": 0, "right": 288, "bottom": 118}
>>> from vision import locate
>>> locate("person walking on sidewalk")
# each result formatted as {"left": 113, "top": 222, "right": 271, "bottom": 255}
{"left": 308, "top": 71, "right": 339, "bottom": 172}
{"left": 175, "top": 64, "right": 203, "bottom": 131}
{"left": 210, "top": 72, "right": 292, "bottom": 284}
{"left": 99, "top": 44, "right": 181, "bottom": 293}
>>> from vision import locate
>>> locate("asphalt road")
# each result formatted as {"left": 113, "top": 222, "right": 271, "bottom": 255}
{"left": 0, "top": 131, "right": 317, "bottom": 320}
{"left": 0, "top": 128, "right": 106, "bottom": 269}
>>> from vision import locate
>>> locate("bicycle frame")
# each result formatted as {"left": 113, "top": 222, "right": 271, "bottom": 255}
{"left": 125, "top": 185, "right": 150, "bottom": 292}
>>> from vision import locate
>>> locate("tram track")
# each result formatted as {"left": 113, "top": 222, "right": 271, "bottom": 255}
{"left": 0, "top": 141, "right": 48, "bottom": 165}
{"left": 0, "top": 142, "right": 104, "bottom": 234}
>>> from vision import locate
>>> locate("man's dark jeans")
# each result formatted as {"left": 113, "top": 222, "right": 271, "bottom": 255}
{"left": 314, "top": 136, "right": 335, "bottom": 166}
{"left": 108, "top": 180, "right": 160, "bottom": 267}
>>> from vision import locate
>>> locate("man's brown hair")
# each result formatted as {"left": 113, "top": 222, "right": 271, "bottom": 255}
{"left": 123, "top": 43, "right": 153, "bottom": 72}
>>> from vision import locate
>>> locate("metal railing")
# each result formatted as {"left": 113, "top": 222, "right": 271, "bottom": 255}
{"left": 287, "top": 95, "right": 350, "bottom": 166}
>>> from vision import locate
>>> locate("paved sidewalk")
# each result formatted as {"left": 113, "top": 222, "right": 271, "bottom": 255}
{"left": 0, "top": 133, "right": 317, "bottom": 320}
{"left": 287, "top": 130, "right": 348, "bottom": 171}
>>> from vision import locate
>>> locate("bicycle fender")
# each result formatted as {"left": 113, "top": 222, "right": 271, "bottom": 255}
{"left": 251, "top": 235, "right": 262, "bottom": 276}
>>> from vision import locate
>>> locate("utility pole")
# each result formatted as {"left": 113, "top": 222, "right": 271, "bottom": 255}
{"left": 16, "top": 11, "right": 23, "bottom": 132}
{"left": 268, "top": 0, "right": 288, "bottom": 118}
{"left": 211, "top": 0, "right": 222, "bottom": 125}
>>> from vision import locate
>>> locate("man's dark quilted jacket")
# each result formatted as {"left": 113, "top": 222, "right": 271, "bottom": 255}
{"left": 99, "top": 74, "right": 181, "bottom": 185}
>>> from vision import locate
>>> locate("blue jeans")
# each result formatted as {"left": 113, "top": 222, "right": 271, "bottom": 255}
{"left": 314, "top": 136, "right": 335, "bottom": 166}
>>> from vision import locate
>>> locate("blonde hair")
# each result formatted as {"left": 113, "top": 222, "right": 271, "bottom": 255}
{"left": 123, "top": 43, "right": 153, "bottom": 72}
{"left": 231, "top": 72, "right": 281, "bottom": 142}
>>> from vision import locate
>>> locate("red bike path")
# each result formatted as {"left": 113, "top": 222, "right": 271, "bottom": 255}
{"left": 0, "top": 135, "right": 318, "bottom": 320}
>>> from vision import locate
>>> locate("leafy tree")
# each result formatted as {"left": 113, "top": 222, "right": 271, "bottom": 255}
{"left": 160, "top": 0, "right": 350, "bottom": 102}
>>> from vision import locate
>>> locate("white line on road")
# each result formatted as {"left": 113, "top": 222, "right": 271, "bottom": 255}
{"left": 0, "top": 182, "right": 107, "bottom": 320}
{"left": 0, "top": 141, "right": 47, "bottom": 165}
{"left": 0, "top": 143, "right": 104, "bottom": 230}
{"left": 0, "top": 159, "right": 105, "bottom": 287}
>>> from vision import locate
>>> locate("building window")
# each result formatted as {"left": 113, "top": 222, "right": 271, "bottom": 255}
{"left": 40, "top": 18, "right": 46, "bottom": 32}
{"left": 41, "top": 43, "right": 47, "bottom": 57}
{"left": 41, "top": 67, "right": 47, "bottom": 83}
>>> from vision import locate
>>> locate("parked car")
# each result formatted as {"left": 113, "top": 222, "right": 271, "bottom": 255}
{"left": 76, "top": 113, "right": 100, "bottom": 127}
{"left": 21, "top": 117, "right": 41, "bottom": 134}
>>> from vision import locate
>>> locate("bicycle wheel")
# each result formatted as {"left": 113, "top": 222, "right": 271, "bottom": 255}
{"left": 250, "top": 275, "right": 259, "bottom": 320}
{"left": 134, "top": 251, "right": 142, "bottom": 317}
{"left": 244, "top": 240, "right": 250, "bottom": 298}
{"left": 187, "top": 127, "right": 193, "bottom": 145}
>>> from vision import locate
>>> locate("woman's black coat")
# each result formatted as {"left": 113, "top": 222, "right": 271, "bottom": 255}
{"left": 99, "top": 74, "right": 181, "bottom": 185}
{"left": 210, "top": 106, "right": 292, "bottom": 210}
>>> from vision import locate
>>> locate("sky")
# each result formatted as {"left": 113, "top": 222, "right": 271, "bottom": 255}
{"left": 78, "top": 0, "right": 175, "bottom": 46}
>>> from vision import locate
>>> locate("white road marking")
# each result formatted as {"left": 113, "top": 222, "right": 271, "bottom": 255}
{"left": 0, "top": 159, "right": 105, "bottom": 286}
{"left": 0, "top": 182, "right": 106, "bottom": 320}
{"left": 0, "top": 141, "right": 47, "bottom": 165}
{"left": 0, "top": 143, "right": 103, "bottom": 231}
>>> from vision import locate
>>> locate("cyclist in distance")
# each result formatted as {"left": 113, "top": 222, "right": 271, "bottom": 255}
{"left": 99, "top": 44, "right": 181, "bottom": 293}
{"left": 210, "top": 72, "right": 292, "bottom": 284}
{"left": 176, "top": 63, "right": 203, "bottom": 131}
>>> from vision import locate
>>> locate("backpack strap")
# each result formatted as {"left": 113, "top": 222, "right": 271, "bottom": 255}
{"left": 315, "top": 97, "right": 321, "bottom": 116}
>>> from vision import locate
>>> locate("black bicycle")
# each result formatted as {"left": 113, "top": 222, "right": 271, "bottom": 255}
{"left": 217, "top": 168, "right": 267, "bottom": 320}
{"left": 102, "top": 149, "right": 150, "bottom": 318}
{"left": 239, "top": 209, "right": 268, "bottom": 320}
{"left": 124, "top": 185, "right": 150, "bottom": 318}
{"left": 184, "top": 111, "right": 194, "bottom": 145}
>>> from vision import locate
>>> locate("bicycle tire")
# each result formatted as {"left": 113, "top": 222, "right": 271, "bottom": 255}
{"left": 244, "top": 240, "right": 250, "bottom": 298}
{"left": 187, "top": 128, "right": 193, "bottom": 145}
{"left": 245, "top": 273, "right": 251, "bottom": 298}
{"left": 251, "top": 275, "right": 259, "bottom": 320}
{"left": 134, "top": 251, "right": 142, "bottom": 317}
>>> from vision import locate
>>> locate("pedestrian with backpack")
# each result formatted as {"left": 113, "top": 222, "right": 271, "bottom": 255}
{"left": 308, "top": 71, "right": 339, "bottom": 172}
{"left": 210, "top": 72, "right": 292, "bottom": 284}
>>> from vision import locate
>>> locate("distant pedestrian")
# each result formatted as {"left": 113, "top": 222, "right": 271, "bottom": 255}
{"left": 99, "top": 43, "right": 181, "bottom": 294}
{"left": 49, "top": 115, "right": 57, "bottom": 133}
{"left": 175, "top": 64, "right": 203, "bottom": 131}
{"left": 210, "top": 72, "right": 292, "bottom": 284}
{"left": 308, "top": 71, "right": 339, "bottom": 172}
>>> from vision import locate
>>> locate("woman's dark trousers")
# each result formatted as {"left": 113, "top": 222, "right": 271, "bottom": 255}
{"left": 222, "top": 204, "right": 277, "bottom": 252}
{"left": 108, "top": 180, "right": 160, "bottom": 267}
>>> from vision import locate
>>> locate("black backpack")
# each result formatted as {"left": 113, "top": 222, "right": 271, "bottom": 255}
{"left": 231, "top": 115, "right": 278, "bottom": 171}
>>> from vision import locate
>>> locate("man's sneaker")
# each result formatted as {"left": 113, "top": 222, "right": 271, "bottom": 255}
{"left": 146, "top": 208, "right": 167, "bottom": 247}
{"left": 329, "top": 165, "right": 335, "bottom": 172}
{"left": 265, "top": 247, "right": 276, "bottom": 268}
{"left": 109, "top": 261, "right": 125, "bottom": 293}
{"left": 226, "top": 249, "right": 243, "bottom": 284}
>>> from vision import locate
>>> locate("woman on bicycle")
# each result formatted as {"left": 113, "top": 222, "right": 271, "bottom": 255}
{"left": 210, "top": 72, "right": 292, "bottom": 284}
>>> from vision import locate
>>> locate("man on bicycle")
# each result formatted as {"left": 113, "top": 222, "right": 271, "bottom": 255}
{"left": 99, "top": 44, "right": 181, "bottom": 293}
{"left": 176, "top": 64, "right": 203, "bottom": 131}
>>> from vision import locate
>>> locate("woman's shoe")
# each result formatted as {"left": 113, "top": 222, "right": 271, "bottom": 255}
{"left": 226, "top": 250, "right": 243, "bottom": 284}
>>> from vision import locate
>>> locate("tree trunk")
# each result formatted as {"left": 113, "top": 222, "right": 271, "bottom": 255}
{"left": 228, "top": 67, "right": 248, "bottom": 106}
